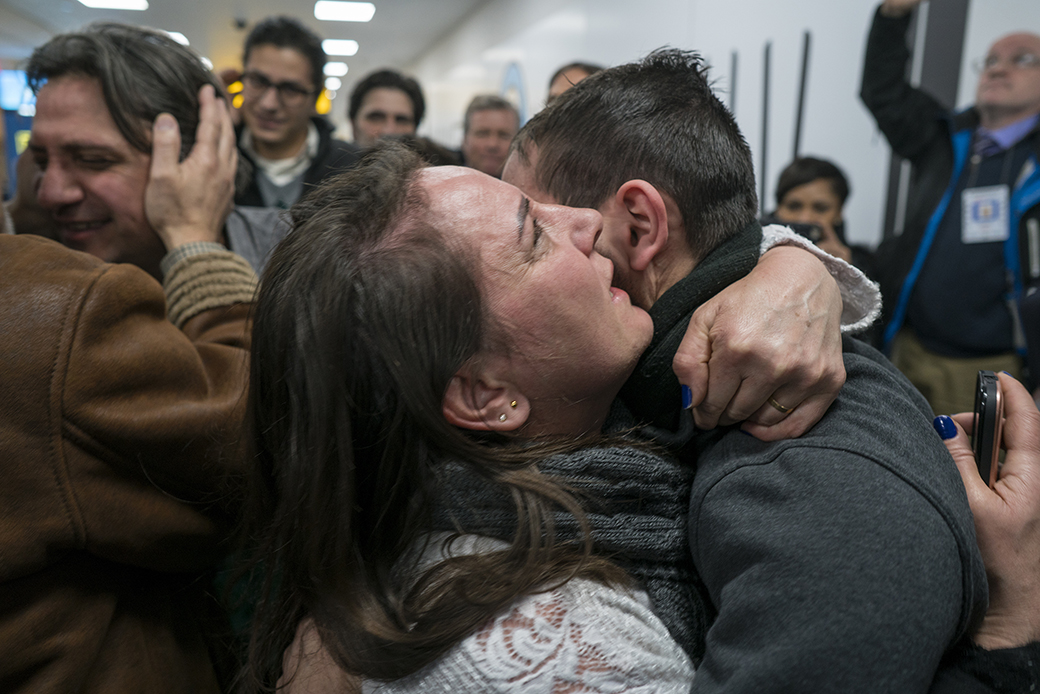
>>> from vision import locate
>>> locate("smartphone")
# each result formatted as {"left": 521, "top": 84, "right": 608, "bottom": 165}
{"left": 971, "top": 370, "right": 1004, "bottom": 488}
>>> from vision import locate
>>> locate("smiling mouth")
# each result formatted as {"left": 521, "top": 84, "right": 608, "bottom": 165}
{"left": 59, "top": 220, "right": 107, "bottom": 241}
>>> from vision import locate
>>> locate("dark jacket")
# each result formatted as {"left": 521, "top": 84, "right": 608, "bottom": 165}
{"left": 234, "top": 116, "right": 359, "bottom": 207}
{"left": 860, "top": 7, "right": 1040, "bottom": 365}
{"left": 0, "top": 236, "right": 254, "bottom": 693}
{"left": 620, "top": 220, "right": 1033, "bottom": 692}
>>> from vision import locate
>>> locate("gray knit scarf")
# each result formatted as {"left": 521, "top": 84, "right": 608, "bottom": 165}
{"left": 429, "top": 409, "right": 706, "bottom": 663}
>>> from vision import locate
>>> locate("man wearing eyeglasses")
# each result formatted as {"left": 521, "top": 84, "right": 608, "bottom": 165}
{"left": 862, "top": 0, "right": 1040, "bottom": 417}
{"left": 237, "top": 16, "right": 358, "bottom": 209}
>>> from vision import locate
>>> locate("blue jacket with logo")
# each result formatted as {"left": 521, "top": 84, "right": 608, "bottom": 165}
{"left": 860, "top": 7, "right": 1040, "bottom": 374}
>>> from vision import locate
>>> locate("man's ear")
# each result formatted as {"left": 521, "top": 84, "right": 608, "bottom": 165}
{"left": 442, "top": 364, "right": 530, "bottom": 432}
{"left": 614, "top": 179, "right": 669, "bottom": 272}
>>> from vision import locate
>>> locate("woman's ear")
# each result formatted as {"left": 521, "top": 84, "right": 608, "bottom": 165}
{"left": 614, "top": 179, "right": 670, "bottom": 272}
{"left": 442, "top": 364, "right": 530, "bottom": 432}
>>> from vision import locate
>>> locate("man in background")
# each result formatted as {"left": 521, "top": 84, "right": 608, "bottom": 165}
{"left": 862, "top": 0, "right": 1040, "bottom": 414}
{"left": 236, "top": 16, "right": 358, "bottom": 208}
{"left": 459, "top": 94, "right": 519, "bottom": 178}
{"left": 348, "top": 68, "right": 425, "bottom": 149}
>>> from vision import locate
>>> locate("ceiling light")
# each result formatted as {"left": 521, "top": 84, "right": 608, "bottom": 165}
{"left": 314, "top": 1, "right": 375, "bottom": 22}
{"left": 165, "top": 31, "right": 189, "bottom": 46}
{"left": 78, "top": 0, "right": 148, "bottom": 9}
{"left": 325, "top": 77, "right": 342, "bottom": 91}
{"left": 324, "top": 62, "right": 348, "bottom": 77}
{"left": 322, "top": 39, "right": 358, "bottom": 56}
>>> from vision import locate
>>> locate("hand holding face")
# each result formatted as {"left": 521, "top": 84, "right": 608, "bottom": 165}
{"left": 673, "top": 244, "right": 846, "bottom": 439}
{"left": 936, "top": 373, "right": 1040, "bottom": 649}
{"left": 145, "top": 84, "right": 237, "bottom": 251}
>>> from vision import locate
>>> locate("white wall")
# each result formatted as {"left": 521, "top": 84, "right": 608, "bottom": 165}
{"left": 957, "top": 0, "right": 1040, "bottom": 110}
{"left": 408, "top": 0, "right": 1038, "bottom": 249}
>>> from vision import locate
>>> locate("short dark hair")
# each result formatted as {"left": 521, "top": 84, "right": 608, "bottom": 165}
{"left": 548, "top": 61, "right": 603, "bottom": 89}
{"left": 463, "top": 94, "right": 519, "bottom": 134}
{"left": 775, "top": 156, "right": 850, "bottom": 207}
{"left": 515, "top": 49, "right": 757, "bottom": 260}
{"left": 348, "top": 69, "right": 425, "bottom": 126}
{"left": 243, "top": 16, "right": 326, "bottom": 99}
{"left": 27, "top": 22, "right": 222, "bottom": 160}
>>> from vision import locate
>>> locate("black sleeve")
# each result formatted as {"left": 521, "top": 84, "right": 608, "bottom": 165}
{"left": 859, "top": 5, "right": 947, "bottom": 162}
{"left": 931, "top": 640, "right": 1040, "bottom": 694}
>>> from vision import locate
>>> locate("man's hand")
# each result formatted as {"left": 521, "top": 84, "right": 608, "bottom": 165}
{"left": 674, "top": 245, "right": 846, "bottom": 440}
{"left": 936, "top": 373, "right": 1040, "bottom": 649}
{"left": 880, "top": 0, "right": 923, "bottom": 18}
{"left": 145, "top": 84, "right": 237, "bottom": 251}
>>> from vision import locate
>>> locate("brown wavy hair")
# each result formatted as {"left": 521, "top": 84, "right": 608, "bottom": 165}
{"left": 238, "top": 143, "right": 627, "bottom": 691}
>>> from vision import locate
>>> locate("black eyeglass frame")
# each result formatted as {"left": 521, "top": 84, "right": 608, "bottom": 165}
{"left": 241, "top": 70, "right": 317, "bottom": 104}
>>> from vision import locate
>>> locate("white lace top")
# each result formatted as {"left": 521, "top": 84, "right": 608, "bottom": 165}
{"left": 362, "top": 535, "right": 694, "bottom": 693}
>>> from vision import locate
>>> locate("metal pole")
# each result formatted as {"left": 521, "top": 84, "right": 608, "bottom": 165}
{"left": 729, "top": 50, "right": 738, "bottom": 113}
{"left": 760, "top": 41, "right": 771, "bottom": 215}
{"left": 793, "top": 31, "right": 811, "bottom": 159}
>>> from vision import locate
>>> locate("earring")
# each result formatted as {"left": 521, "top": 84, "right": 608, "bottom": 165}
{"left": 498, "top": 413, "right": 507, "bottom": 422}
{"left": 510, "top": 400, "right": 518, "bottom": 408}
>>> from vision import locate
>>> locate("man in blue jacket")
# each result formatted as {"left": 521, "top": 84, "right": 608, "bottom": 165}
{"left": 861, "top": 0, "right": 1040, "bottom": 415}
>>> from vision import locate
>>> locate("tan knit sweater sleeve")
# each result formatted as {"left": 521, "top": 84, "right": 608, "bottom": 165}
{"left": 162, "top": 245, "right": 259, "bottom": 329}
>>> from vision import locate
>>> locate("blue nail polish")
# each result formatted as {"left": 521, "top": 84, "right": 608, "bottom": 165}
{"left": 681, "top": 385, "right": 693, "bottom": 409}
{"left": 932, "top": 415, "right": 957, "bottom": 440}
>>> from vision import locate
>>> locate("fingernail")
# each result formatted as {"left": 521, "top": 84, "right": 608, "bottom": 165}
{"left": 681, "top": 385, "right": 692, "bottom": 409}
{"left": 932, "top": 415, "right": 956, "bottom": 440}
{"left": 155, "top": 113, "right": 176, "bottom": 131}
{"left": 1002, "top": 371, "right": 1013, "bottom": 377}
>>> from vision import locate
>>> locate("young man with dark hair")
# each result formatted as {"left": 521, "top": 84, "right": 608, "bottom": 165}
{"left": 237, "top": 15, "right": 358, "bottom": 208}
{"left": 506, "top": 48, "right": 1037, "bottom": 692}
{"left": 459, "top": 94, "right": 519, "bottom": 178}
{"left": 348, "top": 68, "right": 425, "bottom": 149}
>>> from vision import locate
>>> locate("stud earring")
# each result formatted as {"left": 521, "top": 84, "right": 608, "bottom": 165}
{"left": 510, "top": 400, "right": 518, "bottom": 408}
{"left": 498, "top": 413, "right": 507, "bottom": 422}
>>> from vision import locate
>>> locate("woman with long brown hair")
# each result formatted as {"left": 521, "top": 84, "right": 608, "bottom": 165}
{"left": 239, "top": 144, "right": 695, "bottom": 692}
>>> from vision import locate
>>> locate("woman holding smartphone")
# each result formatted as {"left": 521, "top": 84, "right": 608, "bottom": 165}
{"left": 934, "top": 373, "right": 1040, "bottom": 667}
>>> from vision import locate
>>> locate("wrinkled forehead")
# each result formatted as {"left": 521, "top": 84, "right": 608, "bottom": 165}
{"left": 31, "top": 75, "right": 137, "bottom": 150}
{"left": 988, "top": 32, "right": 1040, "bottom": 56}
{"left": 416, "top": 166, "right": 521, "bottom": 246}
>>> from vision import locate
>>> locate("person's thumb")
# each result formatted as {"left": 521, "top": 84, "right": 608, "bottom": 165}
{"left": 150, "top": 113, "right": 181, "bottom": 179}
{"left": 934, "top": 414, "right": 988, "bottom": 501}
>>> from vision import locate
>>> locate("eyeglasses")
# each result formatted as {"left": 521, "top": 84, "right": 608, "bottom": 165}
{"left": 973, "top": 53, "right": 1040, "bottom": 73}
{"left": 241, "top": 71, "right": 315, "bottom": 105}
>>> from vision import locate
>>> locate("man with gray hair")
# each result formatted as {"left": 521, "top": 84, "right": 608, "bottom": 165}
{"left": 460, "top": 94, "right": 519, "bottom": 178}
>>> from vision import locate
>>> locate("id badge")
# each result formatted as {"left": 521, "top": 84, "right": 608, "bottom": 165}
{"left": 962, "top": 184, "right": 1010, "bottom": 244}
